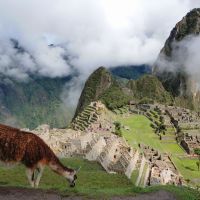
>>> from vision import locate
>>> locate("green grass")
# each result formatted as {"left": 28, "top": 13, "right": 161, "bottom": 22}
{"left": 117, "top": 114, "right": 200, "bottom": 186}
{"left": 118, "top": 115, "right": 166, "bottom": 151}
{"left": 172, "top": 157, "right": 200, "bottom": 182}
{"left": 118, "top": 115, "right": 185, "bottom": 155}
{"left": 0, "top": 158, "right": 133, "bottom": 197}
{"left": 161, "top": 143, "right": 184, "bottom": 154}
{"left": 131, "top": 170, "right": 139, "bottom": 184}
{"left": 138, "top": 163, "right": 148, "bottom": 187}
{"left": 0, "top": 158, "right": 199, "bottom": 199}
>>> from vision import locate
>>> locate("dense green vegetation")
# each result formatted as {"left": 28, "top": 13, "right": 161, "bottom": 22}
{"left": 0, "top": 158, "right": 199, "bottom": 199}
{"left": 114, "top": 121, "right": 122, "bottom": 136}
{"left": 0, "top": 76, "right": 73, "bottom": 129}
{"left": 100, "top": 80, "right": 131, "bottom": 110}
{"left": 127, "top": 75, "right": 173, "bottom": 105}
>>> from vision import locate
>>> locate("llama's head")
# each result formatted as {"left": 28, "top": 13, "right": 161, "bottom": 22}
{"left": 64, "top": 167, "right": 80, "bottom": 187}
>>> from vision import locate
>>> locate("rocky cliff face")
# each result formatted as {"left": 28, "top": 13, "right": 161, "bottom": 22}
{"left": 154, "top": 8, "right": 200, "bottom": 110}
{"left": 161, "top": 8, "right": 200, "bottom": 57}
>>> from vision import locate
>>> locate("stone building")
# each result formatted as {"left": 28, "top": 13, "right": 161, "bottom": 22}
{"left": 181, "top": 134, "right": 200, "bottom": 154}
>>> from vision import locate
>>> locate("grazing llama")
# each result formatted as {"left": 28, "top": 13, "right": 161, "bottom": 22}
{"left": 0, "top": 124, "right": 79, "bottom": 188}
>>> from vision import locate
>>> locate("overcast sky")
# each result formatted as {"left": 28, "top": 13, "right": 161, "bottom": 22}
{"left": 0, "top": 0, "right": 199, "bottom": 80}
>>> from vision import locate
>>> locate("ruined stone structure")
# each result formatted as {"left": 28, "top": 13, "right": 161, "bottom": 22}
{"left": 71, "top": 101, "right": 109, "bottom": 132}
{"left": 141, "top": 145, "right": 182, "bottom": 186}
{"left": 181, "top": 134, "right": 200, "bottom": 154}
{"left": 166, "top": 106, "right": 200, "bottom": 129}
{"left": 25, "top": 101, "right": 183, "bottom": 187}
{"left": 131, "top": 103, "right": 200, "bottom": 150}
{"left": 29, "top": 125, "right": 140, "bottom": 180}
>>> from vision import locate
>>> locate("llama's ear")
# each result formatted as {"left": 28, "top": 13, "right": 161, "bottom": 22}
{"left": 76, "top": 166, "right": 81, "bottom": 173}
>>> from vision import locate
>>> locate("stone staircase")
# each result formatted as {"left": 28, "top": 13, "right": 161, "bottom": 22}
{"left": 71, "top": 103, "right": 99, "bottom": 131}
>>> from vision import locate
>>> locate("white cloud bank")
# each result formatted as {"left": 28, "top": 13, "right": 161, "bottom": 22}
{"left": 156, "top": 35, "right": 200, "bottom": 89}
{"left": 0, "top": 0, "right": 198, "bottom": 80}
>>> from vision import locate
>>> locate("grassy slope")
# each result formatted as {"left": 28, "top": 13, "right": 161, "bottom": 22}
{"left": 117, "top": 114, "right": 200, "bottom": 185}
{"left": 0, "top": 158, "right": 199, "bottom": 199}
{"left": 0, "top": 158, "right": 132, "bottom": 197}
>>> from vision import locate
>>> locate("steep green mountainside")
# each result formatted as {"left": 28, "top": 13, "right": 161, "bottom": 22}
{"left": 74, "top": 67, "right": 172, "bottom": 117}
{"left": 74, "top": 67, "right": 129, "bottom": 117}
{"left": 127, "top": 75, "right": 173, "bottom": 104}
{"left": 0, "top": 75, "right": 73, "bottom": 129}
{"left": 154, "top": 8, "right": 200, "bottom": 110}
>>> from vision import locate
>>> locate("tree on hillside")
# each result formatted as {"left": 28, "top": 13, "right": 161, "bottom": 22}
{"left": 114, "top": 121, "right": 122, "bottom": 137}
{"left": 196, "top": 161, "right": 200, "bottom": 171}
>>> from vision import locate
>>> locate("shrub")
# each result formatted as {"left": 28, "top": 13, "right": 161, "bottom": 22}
{"left": 150, "top": 123, "right": 156, "bottom": 129}
{"left": 114, "top": 121, "right": 122, "bottom": 137}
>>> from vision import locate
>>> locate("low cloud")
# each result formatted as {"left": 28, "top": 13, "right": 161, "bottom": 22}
{"left": 155, "top": 35, "right": 200, "bottom": 93}
{"left": 61, "top": 76, "right": 84, "bottom": 108}
{"left": 0, "top": 0, "right": 198, "bottom": 111}
{"left": 0, "top": 0, "right": 198, "bottom": 81}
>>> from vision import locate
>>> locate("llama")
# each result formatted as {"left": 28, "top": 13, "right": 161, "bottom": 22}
{"left": 0, "top": 124, "right": 79, "bottom": 188}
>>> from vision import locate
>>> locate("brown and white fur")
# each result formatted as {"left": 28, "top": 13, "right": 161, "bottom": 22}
{"left": 0, "top": 124, "right": 78, "bottom": 188}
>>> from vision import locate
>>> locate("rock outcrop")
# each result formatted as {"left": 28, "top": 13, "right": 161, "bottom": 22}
{"left": 154, "top": 8, "right": 200, "bottom": 110}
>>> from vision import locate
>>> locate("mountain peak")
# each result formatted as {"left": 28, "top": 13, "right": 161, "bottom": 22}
{"left": 73, "top": 66, "right": 112, "bottom": 118}
{"left": 161, "top": 8, "right": 200, "bottom": 57}
{"left": 154, "top": 8, "right": 200, "bottom": 110}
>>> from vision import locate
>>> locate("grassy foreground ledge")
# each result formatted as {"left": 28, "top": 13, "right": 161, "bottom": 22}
{"left": 0, "top": 158, "right": 199, "bottom": 199}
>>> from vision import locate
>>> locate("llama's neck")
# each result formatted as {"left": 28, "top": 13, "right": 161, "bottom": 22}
{"left": 48, "top": 157, "right": 74, "bottom": 177}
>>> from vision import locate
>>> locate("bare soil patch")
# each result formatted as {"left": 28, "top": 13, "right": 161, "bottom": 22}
{"left": 0, "top": 187, "right": 176, "bottom": 200}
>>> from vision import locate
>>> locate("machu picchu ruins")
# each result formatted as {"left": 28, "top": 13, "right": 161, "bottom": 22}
{"left": 23, "top": 100, "right": 198, "bottom": 188}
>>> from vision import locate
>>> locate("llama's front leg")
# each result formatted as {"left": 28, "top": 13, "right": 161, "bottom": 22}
{"left": 26, "top": 168, "right": 34, "bottom": 187}
{"left": 34, "top": 166, "right": 44, "bottom": 188}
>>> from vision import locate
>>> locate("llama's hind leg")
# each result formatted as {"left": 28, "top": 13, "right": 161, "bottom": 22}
{"left": 26, "top": 168, "right": 34, "bottom": 187}
{"left": 34, "top": 166, "right": 44, "bottom": 188}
